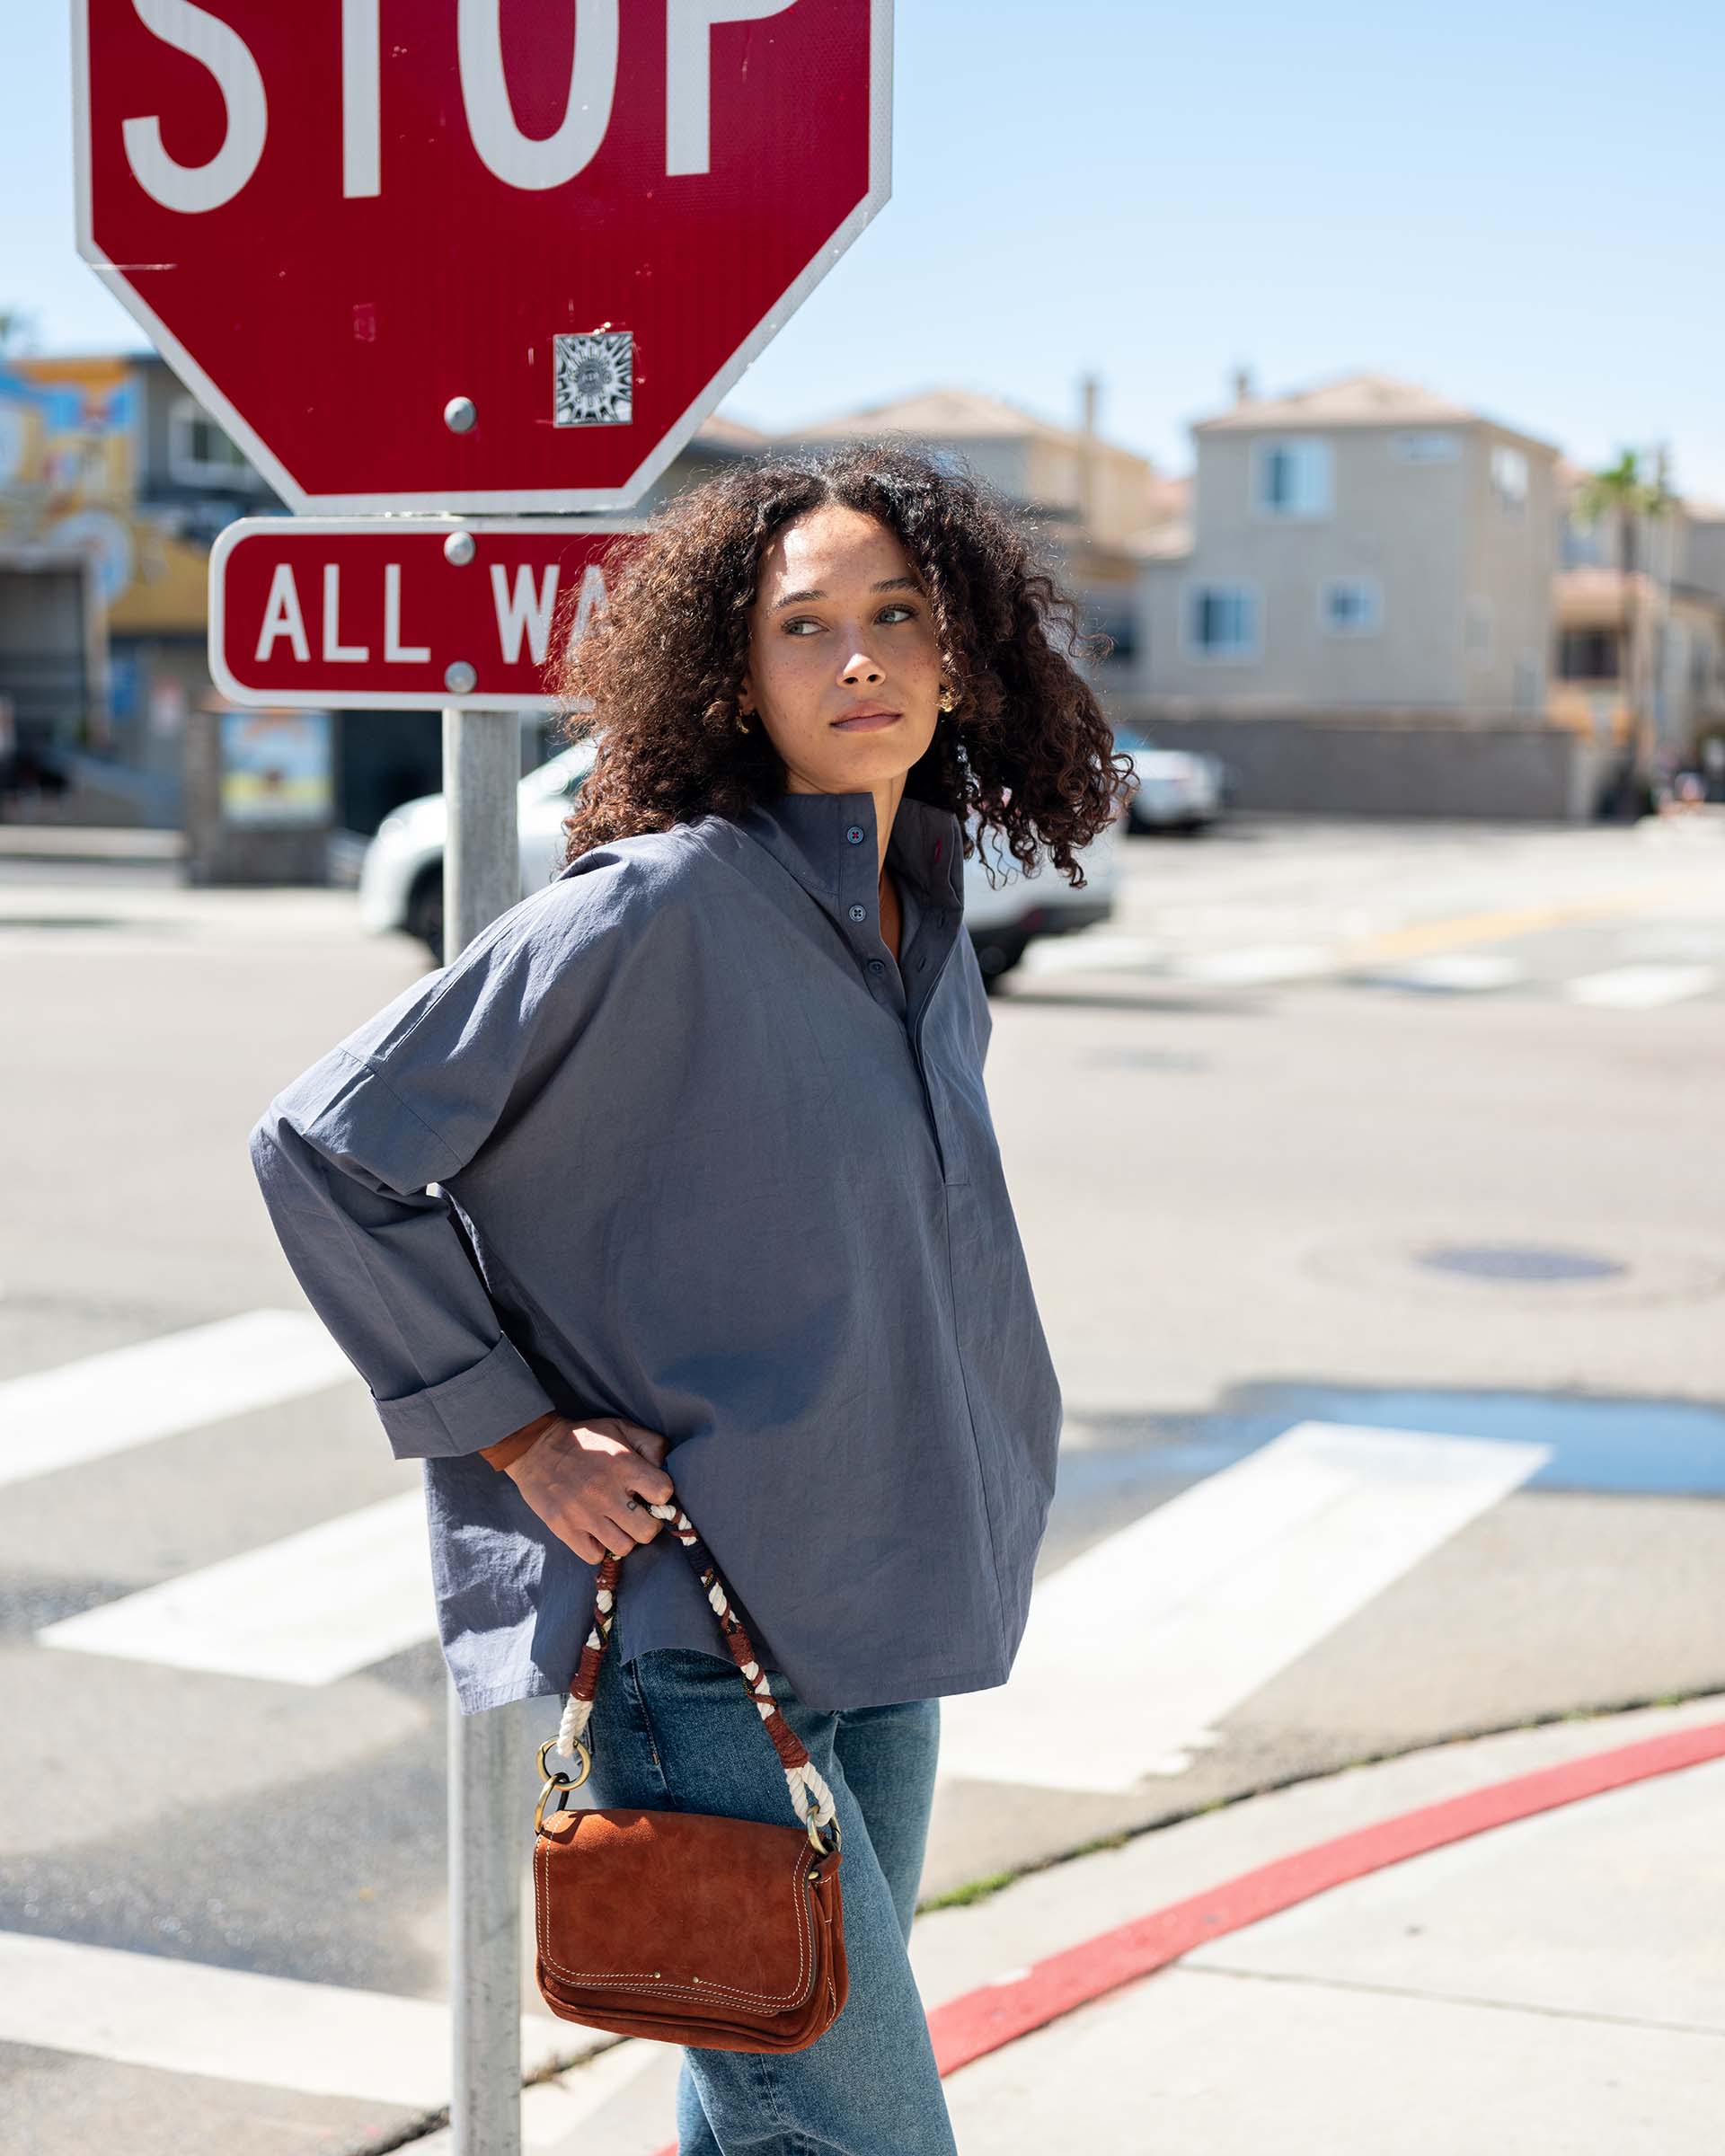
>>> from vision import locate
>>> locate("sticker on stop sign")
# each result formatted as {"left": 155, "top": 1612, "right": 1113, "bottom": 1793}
{"left": 209, "top": 519, "right": 646, "bottom": 709}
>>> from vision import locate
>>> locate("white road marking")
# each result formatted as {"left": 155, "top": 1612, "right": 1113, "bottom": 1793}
{"left": 1167, "top": 944, "right": 1336, "bottom": 985}
{"left": 0, "top": 1310, "right": 355, "bottom": 1489}
{"left": 1019, "top": 932, "right": 1166, "bottom": 976}
{"left": 1561, "top": 964, "right": 1719, "bottom": 1009}
{"left": 937, "top": 1422, "right": 1552, "bottom": 1795}
{"left": 1354, "top": 953, "right": 1526, "bottom": 993}
{"left": 409, "top": 2041, "right": 675, "bottom": 2153}
{"left": 0, "top": 1931, "right": 579, "bottom": 2108}
{"left": 37, "top": 1491, "right": 432, "bottom": 1684}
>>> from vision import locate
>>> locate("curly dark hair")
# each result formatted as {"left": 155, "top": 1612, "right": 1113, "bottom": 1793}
{"left": 549, "top": 437, "right": 1132, "bottom": 886}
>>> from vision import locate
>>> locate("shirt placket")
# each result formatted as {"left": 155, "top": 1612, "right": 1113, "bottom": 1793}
{"left": 832, "top": 805, "right": 960, "bottom": 1180}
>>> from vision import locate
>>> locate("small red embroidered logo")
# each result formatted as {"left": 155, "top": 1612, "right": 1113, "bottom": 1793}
{"left": 933, "top": 839, "right": 942, "bottom": 862}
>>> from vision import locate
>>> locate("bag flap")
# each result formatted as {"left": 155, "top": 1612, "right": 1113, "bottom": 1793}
{"left": 535, "top": 1807, "right": 826, "bottom": 2008}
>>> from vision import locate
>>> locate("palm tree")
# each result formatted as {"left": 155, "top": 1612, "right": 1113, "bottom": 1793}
{"left": 1573, "top": 448, "right": 1675, "bottom": 780}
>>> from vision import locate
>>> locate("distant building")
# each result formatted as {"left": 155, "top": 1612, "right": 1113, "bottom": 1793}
{"left": 1125, "top": 371, "right": 1605, "bottom": 818}
{"left": 1552, "top": 457, "right": 1725, "bottom": 776}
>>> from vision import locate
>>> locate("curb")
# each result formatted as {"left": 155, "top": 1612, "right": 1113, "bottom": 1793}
{"left": 924, "top": 1716, "right": 1725, "bottom": 2075}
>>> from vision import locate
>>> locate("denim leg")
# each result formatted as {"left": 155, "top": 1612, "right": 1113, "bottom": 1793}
{"left": 580, "top": 1646, "right": 957, "bottom": 2156}
{"left": 833, "top": 1695, "right": 942, "bottom": 1948}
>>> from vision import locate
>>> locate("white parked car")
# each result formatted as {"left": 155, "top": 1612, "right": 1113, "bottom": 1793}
{"left": 1115, "top": 723, "right": 1225, "bottom": 835}
{"left": 358, "top": 737, "right": 1118, "bottom": 989}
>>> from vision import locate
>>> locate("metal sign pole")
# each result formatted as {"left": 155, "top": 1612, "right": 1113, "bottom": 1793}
{"left": 443, "top": 704, "right": 528, "bottom": 2155}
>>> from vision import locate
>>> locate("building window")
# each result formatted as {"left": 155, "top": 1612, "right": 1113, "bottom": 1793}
{"left": 1490, "top": 444, "right": 1529, "bottom": 512}
{"left": 1319, "top": 576, "right": 1382, "bottom": 637}
{"left": 1391, "top": 430, "right": 1461, "bottom": 463}
{"left": 1513, "top": 655, "right": 1541, "bottom": 711}
{"left": 168, "top": 396, "right": 250, "bottom": 484}
{"left": 1253, "top": 438, "right": 1331, "bottom": 519}
{"left": 1558, "top": 628, "right": 1621, "bottom": 682}
{"left": 1185, "top": 582, "right": 1261, "bottom": 660}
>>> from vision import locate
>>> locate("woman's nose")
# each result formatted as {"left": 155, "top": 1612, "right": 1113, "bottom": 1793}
{"left": 841, "top": 651, "right": 885, "bottom": 684}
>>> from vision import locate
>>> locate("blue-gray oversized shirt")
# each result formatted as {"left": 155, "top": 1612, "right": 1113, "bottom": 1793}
{"left": 247, "top": 785, "right": 1063, "bottom": 1714}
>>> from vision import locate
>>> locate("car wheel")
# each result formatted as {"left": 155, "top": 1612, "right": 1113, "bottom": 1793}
{"left": 406, "top": 864, "right": 446, "bottom": 965}
{"left": 971, "top": 929, "right": 1026, "bottom": 993}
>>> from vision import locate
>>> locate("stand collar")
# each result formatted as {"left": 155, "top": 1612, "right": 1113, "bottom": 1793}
{"left": 729, "top": 787, "right": 966, "bottom": 924}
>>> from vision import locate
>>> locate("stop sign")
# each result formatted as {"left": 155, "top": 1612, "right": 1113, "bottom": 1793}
{"left": 74, "top": 1, "right": 890, "bottom": 512}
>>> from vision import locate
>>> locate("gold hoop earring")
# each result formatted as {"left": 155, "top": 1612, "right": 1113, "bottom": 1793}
{"left": 937, "top": 688, "right": 955, "bottom": 714}
{"left": 735, "top": 710, "right": 752, "bottom": 733}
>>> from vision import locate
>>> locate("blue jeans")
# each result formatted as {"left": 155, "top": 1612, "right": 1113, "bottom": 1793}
{"left": 582, "top": 1643, "right": 957, "bottom": 2156}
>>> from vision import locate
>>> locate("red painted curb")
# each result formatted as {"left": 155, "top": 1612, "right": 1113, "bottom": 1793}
{"left": 644, "top": 1717, "right": 1725, "bottom": 2152}
{"left": 924, "top": 1717, "right": 1725, "bottom": 2076}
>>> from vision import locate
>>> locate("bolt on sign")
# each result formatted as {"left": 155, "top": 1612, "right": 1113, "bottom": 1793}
{"left": 74, "top": 1, "right": 892, "bottom": 513}
{"left": 209, "top": 518, "right": 643, "bottom": 709}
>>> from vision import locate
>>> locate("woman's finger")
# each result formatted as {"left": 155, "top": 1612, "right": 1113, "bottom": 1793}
{"left": 599, "top": 1502, "right": 659, "bottom": 1549}
{"left": 619, "top": 1424, "right": 669, "bottom": 1468}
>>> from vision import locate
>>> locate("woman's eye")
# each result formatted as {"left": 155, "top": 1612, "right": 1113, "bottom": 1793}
{"left": 783, "top": 604, "right": 917, "bottom": 636}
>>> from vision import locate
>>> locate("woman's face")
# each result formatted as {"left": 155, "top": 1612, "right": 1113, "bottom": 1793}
{"left": 739, "top": 504, "right": 945, "bottom": 796}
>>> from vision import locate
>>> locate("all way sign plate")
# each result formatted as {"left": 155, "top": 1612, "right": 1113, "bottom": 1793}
{"left": 208, "top": 518, "right": 644, "bottom": 711}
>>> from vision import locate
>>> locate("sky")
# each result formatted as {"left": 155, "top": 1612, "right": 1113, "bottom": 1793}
{"left": 10, "top": 1, "right": 1725, "bottom": 495}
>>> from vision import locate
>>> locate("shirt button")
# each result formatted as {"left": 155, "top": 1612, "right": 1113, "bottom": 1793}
{"left": 868, "top": 958, "right": 885, "bottom": 974}
{"left": 845, "top": 825, "right": 865, "bottom": 844}
{"left": 847, "top": 903, "right": 867, "bottom": 922}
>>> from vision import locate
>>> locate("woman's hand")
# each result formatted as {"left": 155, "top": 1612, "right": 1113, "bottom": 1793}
{"left": 503, "top": 1414, "right": 676, "bottom": 1565}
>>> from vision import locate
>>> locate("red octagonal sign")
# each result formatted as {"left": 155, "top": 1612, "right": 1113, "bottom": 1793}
{"left": 74, "top": 1, "right": 890, "bottom": 512}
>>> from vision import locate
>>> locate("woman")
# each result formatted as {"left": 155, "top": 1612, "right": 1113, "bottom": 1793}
{"left": 248, "top": 440, "right": 1128, "bottom": 2154}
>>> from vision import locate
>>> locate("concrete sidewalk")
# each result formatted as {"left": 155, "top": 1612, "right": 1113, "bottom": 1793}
{"left": 455, "top": 1692, "right": 1725, "bottom": 2154}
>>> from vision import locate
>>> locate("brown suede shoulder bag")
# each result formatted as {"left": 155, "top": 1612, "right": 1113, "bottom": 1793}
{"left": 531, "top": 1497, "right": 847, "bottom": 2052}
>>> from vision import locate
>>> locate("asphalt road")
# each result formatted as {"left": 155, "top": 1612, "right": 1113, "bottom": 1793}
{"left": 3, "top": 810, "right": 1723, "bottom": 2155}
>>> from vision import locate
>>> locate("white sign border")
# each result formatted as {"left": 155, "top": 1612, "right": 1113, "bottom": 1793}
{"left": 208, "top": 516, "right": 647, "bottom": 712}
{"left": 73, "top": 0, "right": 894, "bottom": 515}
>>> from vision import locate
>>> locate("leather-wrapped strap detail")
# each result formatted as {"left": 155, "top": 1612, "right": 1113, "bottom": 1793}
{"left": 552, "top": 1499, "right": 837, "bottom": 1834}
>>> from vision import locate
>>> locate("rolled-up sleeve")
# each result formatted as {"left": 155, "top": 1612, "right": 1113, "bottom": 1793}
{"left": 247, "top": 861, "right": 641, "bottom": 1461}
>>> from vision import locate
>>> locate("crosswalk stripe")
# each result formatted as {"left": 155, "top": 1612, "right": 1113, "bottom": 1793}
{"left": 1166, "top": 945, "right": 1336, "bottom": 985}
{"left": 408, "top": 2043, "right": 676, "bottom": 2154}
{"left": 0, "top": 1931, "right": 583, "bottom": 2108}
{"left": 936, "top": 1422, "right": 1552, "bottom": 1796}
{"left": 0, "top": 1310, "right": 355, "bottom": 1489}
{"left": 1019, "top": 932, "right": 1167, "bottom": 975}
{"left": 1352, "top": 953, "right": 1526, "bottom": 993}
{"left": 37, "top": 1490, "right": 432, "bottom": 1683}
{"left": 1561, "top": 964, "right": 1719, "bottom": 1009}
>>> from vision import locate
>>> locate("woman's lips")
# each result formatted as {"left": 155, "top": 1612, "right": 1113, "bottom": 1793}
{"left": 830, "top": 711, "right": 902, "bottom": 732}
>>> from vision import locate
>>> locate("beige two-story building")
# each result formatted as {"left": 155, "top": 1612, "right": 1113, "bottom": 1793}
{"left": 1128, "top": 372, "right": 1597, "bottom": 817}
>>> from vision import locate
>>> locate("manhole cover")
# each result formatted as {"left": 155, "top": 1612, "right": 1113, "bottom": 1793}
{"left": 1412, "top": 1243, "right": 1629, "bottom": 1284}
{"left": 1298, "top": 1226, "right": 1725, "bottom": 1310}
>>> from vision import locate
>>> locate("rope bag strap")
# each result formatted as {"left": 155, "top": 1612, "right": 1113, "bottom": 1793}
{"left": 551, "top": 1498, "right": 838, "bottom": 1838}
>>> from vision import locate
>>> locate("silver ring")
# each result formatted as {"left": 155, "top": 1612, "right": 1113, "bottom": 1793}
{"left": 625, "top": 1497, "right": 641, "bottom": 1510}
